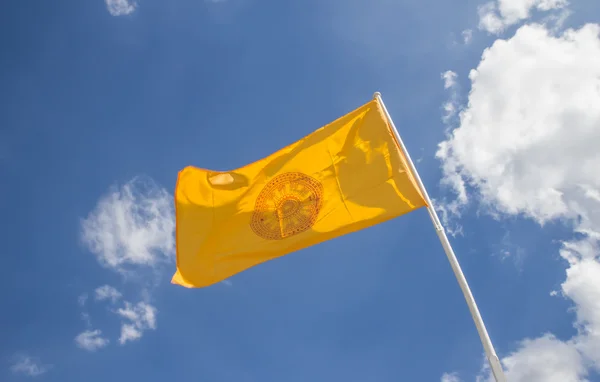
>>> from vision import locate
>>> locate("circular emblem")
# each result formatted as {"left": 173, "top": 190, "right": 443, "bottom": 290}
{"left": 251, "top": 172, "right": 324, "bottom": 240}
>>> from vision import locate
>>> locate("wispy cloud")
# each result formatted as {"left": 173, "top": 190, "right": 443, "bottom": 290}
{"left": 441, "top": 70, "right": 457, "bottom": 89}
{"left": 493, "top": 230, "right": 526, "bottom": 269}
{"left": 478, "top": 0, "right": 568, "bottom": 34}
{"left": 440, "top": 70, "right": 461, "bottom": 125}
{"left": 80, "top": 177, "right": 175, "bottom": 274}
{"left": 10, "top": 355, "right": 51, "bottom": 377}
{"left": 75, "top": 287, "right": 157, "bottom": 349}
{"left": 105, "top": 0, "right": 137, "bottom": 16}
{"left": 95, "top": 285, "right": 122, "bottom": 303}
{"left": 435, "top": 70, "right": 464, "bottom": 237}
{"left": 116, "top": 301, "right": 157, "bottom": 345}
{"left": 441, "top": 372, "right": 462, "bottom": 382}
{"left": 462, "top": 29, "right": 473, "bottom": 44}
{"left": 77, "top": 177, "right": 173, "bottom": 350}
{"left": 75, "top": 330, "right": 110, "bottom": 352}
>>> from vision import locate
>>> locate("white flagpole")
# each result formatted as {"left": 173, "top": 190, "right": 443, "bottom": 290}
{"left": 374, "top": 92, "right": 507, "bottom": 382}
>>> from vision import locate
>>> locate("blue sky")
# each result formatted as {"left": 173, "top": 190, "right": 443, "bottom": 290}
{"left": 2, "top": 0, "right": 600, "bottom": 381}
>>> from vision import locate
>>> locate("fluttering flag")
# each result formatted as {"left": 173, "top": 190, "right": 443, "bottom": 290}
{"left": 169, "top": 94, "right": 507, "bottom": 381}
{"left": 172, "top": 97, "right": 427, "bottom": 288}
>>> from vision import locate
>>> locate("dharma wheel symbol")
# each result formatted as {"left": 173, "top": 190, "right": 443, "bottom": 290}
{"left": 250, "top": 172, "right": 324, "bottom": 240}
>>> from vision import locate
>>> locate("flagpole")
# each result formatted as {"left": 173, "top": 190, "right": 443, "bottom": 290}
{"left": 373, "top": 92, "right": 506, "bottom": 382}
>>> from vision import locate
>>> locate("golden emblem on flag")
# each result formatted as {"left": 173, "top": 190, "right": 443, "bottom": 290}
{"left": 250, "top": 172, "right": 324, "bottom": 240}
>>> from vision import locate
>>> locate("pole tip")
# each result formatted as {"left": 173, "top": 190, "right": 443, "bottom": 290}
{"left": 373, "top": 91, "right": 381, "bottom": 99}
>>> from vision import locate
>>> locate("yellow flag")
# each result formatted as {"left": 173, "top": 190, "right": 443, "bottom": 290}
{"left": 172, "top": 98, "right": 427, "bottom": 288}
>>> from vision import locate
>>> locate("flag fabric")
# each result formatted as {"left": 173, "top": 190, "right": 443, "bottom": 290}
{"left": 172, "top": 98, "right": 427, "bottom": 288}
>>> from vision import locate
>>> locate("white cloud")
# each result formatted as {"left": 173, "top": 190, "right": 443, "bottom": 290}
{"left": 437, "top": 22, "right": 600, "bottom": 379}
{"left": 94, "top": 285, "right": 122, "bottom": 303}
{"left": 119, "top": 324, "right": 142, "bottom": 343}
{"left": 10, "top": 355, "right": 51, "bottom": 377}
{"left": 442, "top": 102, "right": 456, "bottom": 119}
{"left": 437, "top": 69, "right": 464, "bottom": 236}
{"left": 562, "top": 239, "right": 600, "bottom": 367}
{"left": 116, "top": 301, "right": 157, "bottom": 345}
{"left": 442, "top": 70, "right": 458, "bottom": 89}
{"left": 105, "top": 0, "right": 137, "bottom": 16}
{"left": 75, "top": 330, "right": 110, "bottom": 352}
{"left": 478, "top": 335, "right": 587, "bottom": 382}
{"left": 437, "top": 23, "right": 600, "bottom": 225}
{"left": 494, "top": 231, "right": 527, "bottom": 267}
{"left": 462, "top": 29, "right": 474, "bottom": 44}
{"left": 80, "top": 177, "right": 175, "bottom": 273}
{"left": 478, "top": 0, "right": 568, "bottom": 34}
{"left": 544, "top": 8, "right": 572, "bottom": 33}
{"left": 434, "top": 199, "right": 464, "bottom": 237}
{"left": 441, "top": 372, "right": 462, "bottom": 382}
{"left": 78, "top": 177, "right": 170, "bottom": 349}
{"left": 441, "top": 70, "right": 461, "bottom": 125}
